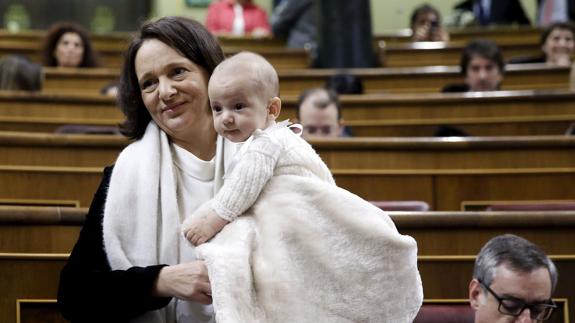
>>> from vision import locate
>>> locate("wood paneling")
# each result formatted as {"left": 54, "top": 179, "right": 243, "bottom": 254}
{"left": 377, "top": 40, "right": 543, "bottom": 67}
{"left": 1, "top": 132, "right": 574, "bottom": 170}
{"left": 4, "top": 206, "right": 575, "bottom": 254}
{"left": 0, "top": 253, "right": 572, "bottom": 323}
{"left": 375, "top": 26, "right": 542, "bottom": 44}
{"left": 3, "top": 90, "right": 575, "bottom": 135}
{"left": 40, "top": 64, "right": 570, "bottom": 95}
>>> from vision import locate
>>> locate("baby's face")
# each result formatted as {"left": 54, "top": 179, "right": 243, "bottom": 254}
{"left": 209, "top": 73, "right": 272, "bottom": 142}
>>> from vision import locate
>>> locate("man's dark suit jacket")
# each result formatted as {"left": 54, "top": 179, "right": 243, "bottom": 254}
{"left": 455, "top": 0, "right": 531, "bottom": 25}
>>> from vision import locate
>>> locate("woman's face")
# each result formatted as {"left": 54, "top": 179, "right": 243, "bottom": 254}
{"left": 542, "top": 28, "right": 574, "bottom": 65}
{"left": 54, "top": 32, "right": 84, "bottom": 67}
{"left": 135, "top": 39, "right": 212, "bottom": 144}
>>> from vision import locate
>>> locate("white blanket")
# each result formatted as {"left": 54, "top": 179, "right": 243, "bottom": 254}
{"left": 197, "top": 175, "right": 423, "bottom": 323}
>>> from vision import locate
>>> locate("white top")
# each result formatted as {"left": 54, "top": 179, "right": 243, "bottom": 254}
{"left": 209, "top": 122, "right": 335, "bottom": 221}
{"left": 172, "top": 144, "right": 217, "bottom": 323}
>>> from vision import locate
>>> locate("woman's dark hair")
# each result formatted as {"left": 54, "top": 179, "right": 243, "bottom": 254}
{"left": 0, "top": 55, "right": 42, "bottom": 91}
{"left": 460, "top": 39, "right": 504, "bottom": 76}
{"left": 42, "top": 22, "right": 100, "bottom": 68}
{"left": 410, "top": 3, "right": 441, "bottom": 28}
{"left": 540, "top": 22, "right": 575, "bottom": 46}
{"left": 118, "top": 16, "right": 225, "bottom": 139}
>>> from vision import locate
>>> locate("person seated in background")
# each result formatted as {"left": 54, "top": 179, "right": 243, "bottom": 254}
{"left": 453, "top": 0, "right": 530, "bottom": 26}
{"left": 442, "top": 39, "right": 504, "bottom": 92}
{"left": 270, "top": 0, "right": 315, "bottom": 49}
{"left": 469, "top": 234, "right": 558, "bottom": 323}
{"left": 205, "top": 0, "right": 271, "bottom": 37}
{"left": 42, "top": 22, "right": 100, "bottom": 68}
{"left": 296, "top": 87, "right": 345, "bottom": 138}
{"left": 0, "top": 55, "right": 42, "bottom": 91}
{"left": 410, "top": 3, "right": 450, "bottom": 42}
{"left": 509, "top": 22, "right": 574, "bottom": 67}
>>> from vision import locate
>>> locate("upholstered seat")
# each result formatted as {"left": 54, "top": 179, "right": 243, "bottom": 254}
{"left": 370, "top": 200, "right": 430, "bottom": 211}
{"left": 413, "top": 304, "right": 475, "bottom": 323}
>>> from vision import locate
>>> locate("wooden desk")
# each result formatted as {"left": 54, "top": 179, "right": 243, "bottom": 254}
{"left": 2, "top": 132, "right": 574, "bottom": 170}
{"left": 2, "top": 90, "right": 574, "bottom": 137}
{"left": 0, "top": 207, "right": 574, "bottom": 322}
{"left": 3, "top": 206, "right": 575, "bottom": 254}
{"left": 375, "top": 26, "right": 542, "bottom": 44}
{"left": 40, "top": 64, "right": 570, "bottom": 95}
{"left": 0, "top": 134, "right": 574, "bottom": 209}
{"left": 378, "top": 40, "right": 543, "bottom": 67}
{"left": 0, "top": 42, "right": 310, "bottom": 69}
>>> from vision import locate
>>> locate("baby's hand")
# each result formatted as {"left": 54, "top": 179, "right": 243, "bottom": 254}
{"left": 182, "top": 208, "right": 229, "bottom": 246}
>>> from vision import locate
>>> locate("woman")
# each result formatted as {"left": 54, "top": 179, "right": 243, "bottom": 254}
{"left": 509, "top": 22, "right": 575, "bottom": 66}
{"left": 205, "top": 0, "right": 271, "bottom": 36}
{"left": 42, "top": 22, "right": 100, "bottom": 68}
{"left": 410, "top": 4, "right": 450, "bottom": 42}
{"left": 57, "top": 17, "right": 226, "bottom": 322}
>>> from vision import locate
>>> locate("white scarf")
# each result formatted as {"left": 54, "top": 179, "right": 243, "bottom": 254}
{"left": 103, "top": 122, "right": 226, "bottom": 323}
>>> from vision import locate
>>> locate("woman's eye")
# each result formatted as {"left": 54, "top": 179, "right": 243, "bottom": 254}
{"left": 141, "top": 80, "right": 156, "bottom": 91}
{"left": 234, "top": 103, "right": 245, "bottom": 110}
{"left": 173, "top": 68, "right": 187, "bottom": 77}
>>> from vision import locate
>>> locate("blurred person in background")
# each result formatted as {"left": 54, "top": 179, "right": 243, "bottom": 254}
{"left": 0, "top": 55, "right": 41, "bottom": 91}
{"left": 443, "top": 39, "right": 504, "bottom": 92}
{"left": 410, "top": 4, "right": 450, "bottom": 42}
{"left": 42, "top": 22, "right": 100, "bottom": 68}
{"left": 509, "top": 22, "right": 574, "bottom": 66}
{"left": 205, "top": 0, "right": 271, "bottom": 37}
{"left": 296, "top": 87, "right": 345, "bottom": 138}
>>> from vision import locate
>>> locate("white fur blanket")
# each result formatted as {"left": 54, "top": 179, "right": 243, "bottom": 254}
{"left": 197, "top": 175, "right": 423, "bottom": 323}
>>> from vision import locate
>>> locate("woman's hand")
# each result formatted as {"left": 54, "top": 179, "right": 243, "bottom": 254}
{"left": 154, "top": 261, "right": 212, "bottom": 304}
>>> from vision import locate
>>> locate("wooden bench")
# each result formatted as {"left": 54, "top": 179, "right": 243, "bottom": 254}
{"left": 1, "top": 208, "right": 574, "bottom": 322}
{"left": 1, "top": 132, "right": 574, "bottom": 170}
{"left": 375, "top": 26, "right": 542, "bottom": 44}
{"left": 3, "top": 206, "right": 575, "bottom": 254}
{"left": 377, "top": 39, "right": 543, "bottom": 67}
{"left": 1, "top": 134, "right": 574, "bottom": 210}
{"left": 0, "top": 42, "right": 310, "bottom": 69}
{"left": 2, "top": 90, "right": 575, "bottom": 136}
{"left": 40, "top": 64, "right": 571, "bottom": 95}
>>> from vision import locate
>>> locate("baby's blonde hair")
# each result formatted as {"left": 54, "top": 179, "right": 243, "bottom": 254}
{"left": 211, "top": 51, "right": 279, "bottom": 100}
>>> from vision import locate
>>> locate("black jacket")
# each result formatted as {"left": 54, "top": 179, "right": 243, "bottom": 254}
{"left": 57, "top": 166, "right": 171, "bottom": 323}
{"left": 455, "top": 0, "right": 531, "bottom": 25}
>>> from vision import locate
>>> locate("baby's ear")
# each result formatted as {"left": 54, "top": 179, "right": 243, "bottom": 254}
{"left": 268, "top": 97, "right": 282, "bottom": 120}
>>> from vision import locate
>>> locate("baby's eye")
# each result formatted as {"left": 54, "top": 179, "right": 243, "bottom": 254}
{"left": 234, "top": 103, "right": 245, "bottom": 110}
{"left": 212, "top": 105, "right": 222, "bottom": 113}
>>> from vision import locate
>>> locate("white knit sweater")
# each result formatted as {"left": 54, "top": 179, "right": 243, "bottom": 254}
{"left": 210, "top": 125, "right": 335, "bottom": 221}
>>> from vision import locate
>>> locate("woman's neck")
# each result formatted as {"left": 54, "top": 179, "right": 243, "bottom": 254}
{"left": 173, "top": 124, "right": 217, "bottom": 161}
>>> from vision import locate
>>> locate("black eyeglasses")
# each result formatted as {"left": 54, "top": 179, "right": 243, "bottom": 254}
{"left": 478, "top": 280, "right": 557, "bottom": 321}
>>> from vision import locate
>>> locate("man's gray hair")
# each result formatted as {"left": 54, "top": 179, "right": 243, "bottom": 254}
{"left": 473, "top": 234, "right": 558, "bottom": 294}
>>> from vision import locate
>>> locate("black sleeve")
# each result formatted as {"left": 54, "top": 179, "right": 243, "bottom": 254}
{"left": 271, "top": 0, "right": 313, "bottom": 37}
{"left": 441, "top": 83, "right": 470, "bottom": 93}
{"left": 57, "top": 166, "right": 172, "bottom": 322}
{"left": 509, "top": 0, "right": 531, "bottom": 25}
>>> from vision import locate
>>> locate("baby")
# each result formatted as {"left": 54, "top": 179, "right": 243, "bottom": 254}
{"left": 182, "top": 51, "right": 334, "bottom": 245}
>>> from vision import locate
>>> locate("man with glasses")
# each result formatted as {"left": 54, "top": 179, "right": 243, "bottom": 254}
{"left": 296, "top": 87, "right": 345, "bottom": 138}
{"left": 469, "top": 234, "right": 559, "bottom": 322}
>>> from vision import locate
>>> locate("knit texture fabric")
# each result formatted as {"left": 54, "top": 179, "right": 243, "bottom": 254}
{"left": 210, "top": 126, "right": 334, "bottom": 221}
